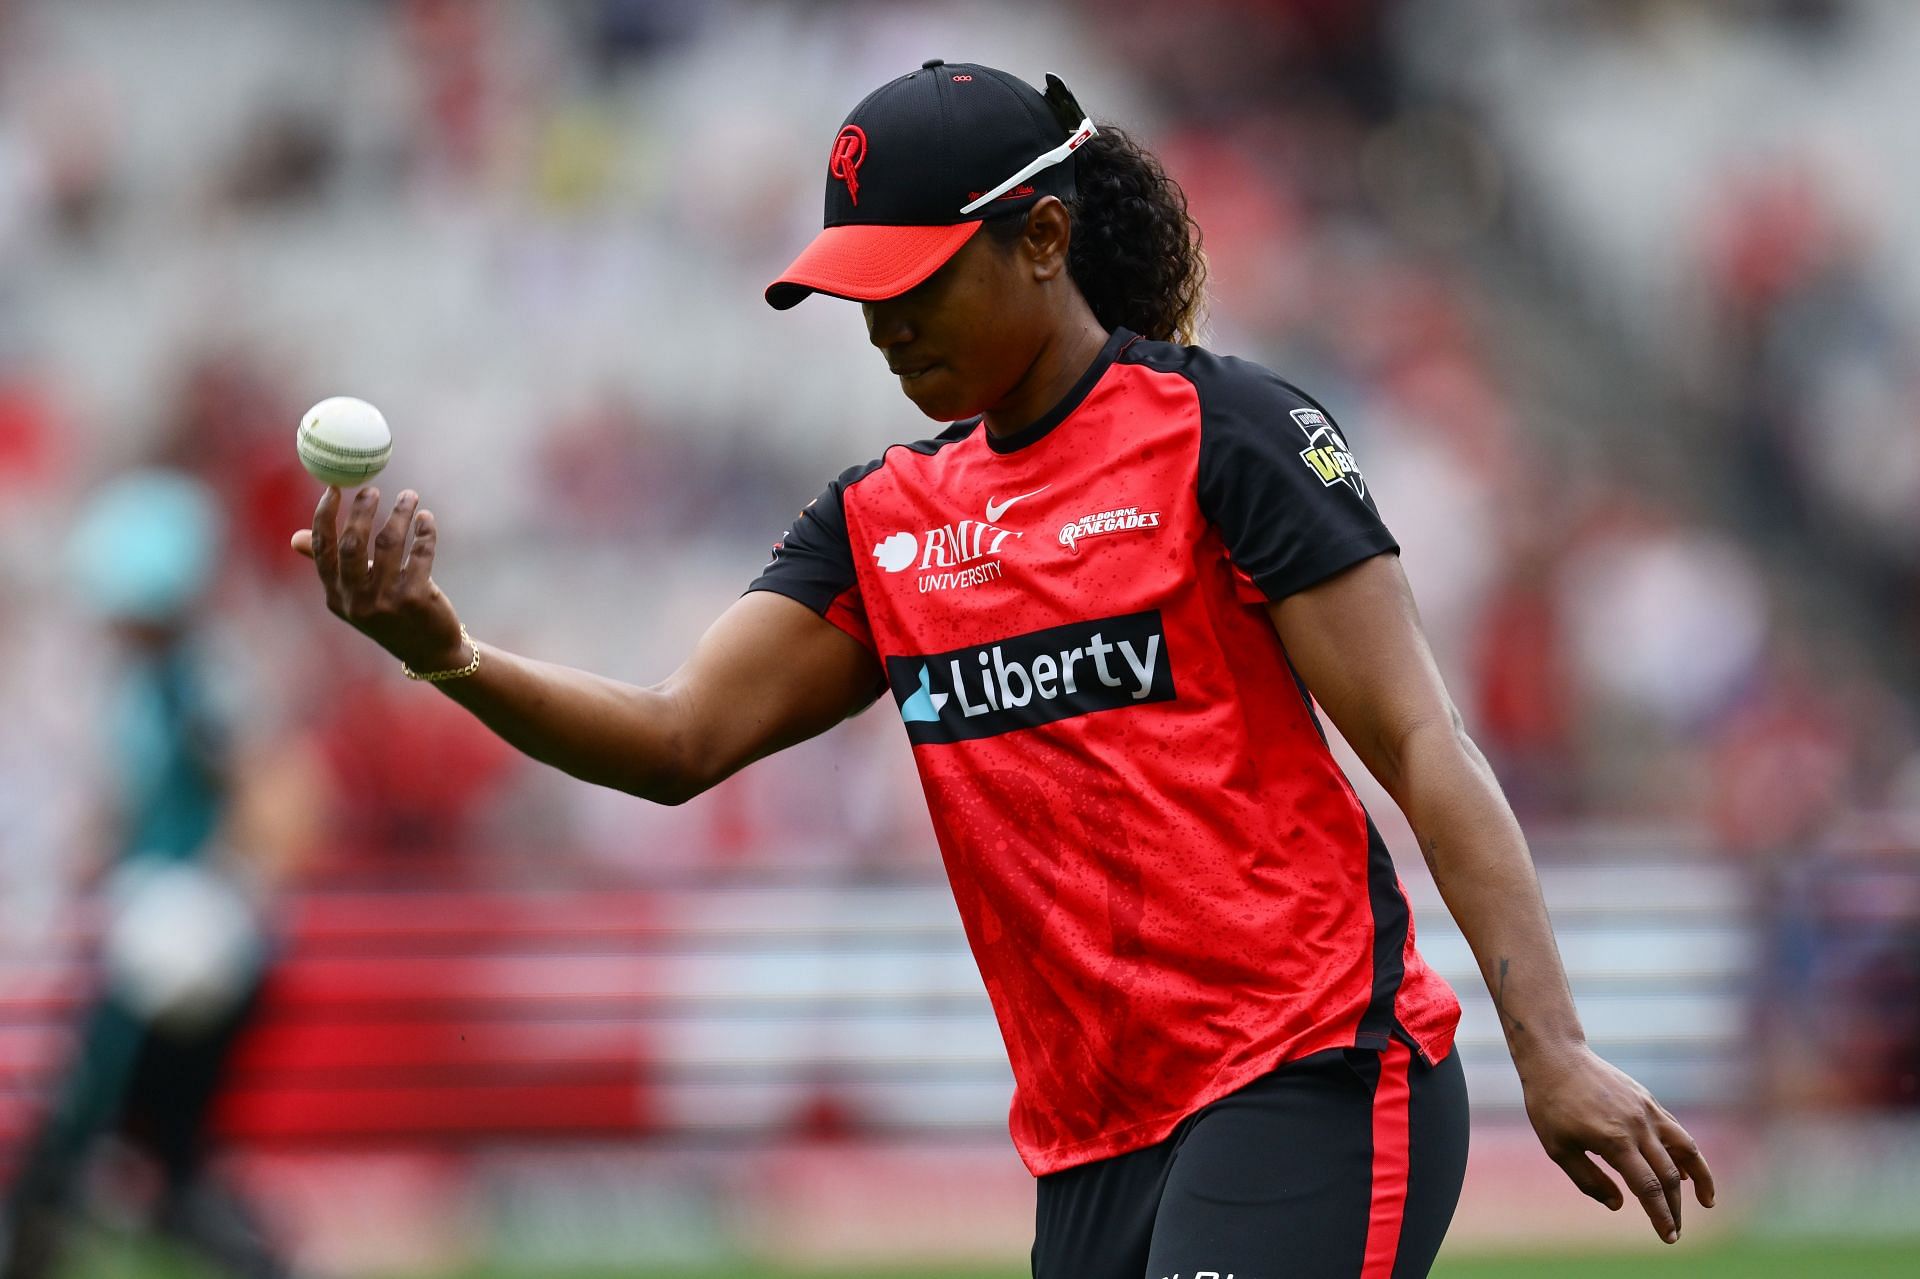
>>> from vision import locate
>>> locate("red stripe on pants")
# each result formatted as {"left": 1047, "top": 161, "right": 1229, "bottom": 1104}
{"left": 1360, "top": 1039, "right": 1414, "bottom": 1278}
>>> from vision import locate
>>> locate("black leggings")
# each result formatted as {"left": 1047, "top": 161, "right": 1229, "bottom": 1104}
{"left": 1033, "top": 1042, "right": 1469, "bottom": 1279}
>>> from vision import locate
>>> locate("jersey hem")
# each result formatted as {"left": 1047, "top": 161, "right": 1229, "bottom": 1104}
{"left": 1015, "top": 1023, "right": 1449, "bottom": 1177}
{"left": 1021, "top": 1006, "right": 1451, "bottom": 1175}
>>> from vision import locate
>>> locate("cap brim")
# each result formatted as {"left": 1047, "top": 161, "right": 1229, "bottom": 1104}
{"left": 765, "top": 222, "right": 983, "bottom": 310}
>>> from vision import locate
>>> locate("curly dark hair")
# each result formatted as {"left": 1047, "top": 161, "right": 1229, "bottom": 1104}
{"left": 986, "top": 125, "right": 1207, "bottom": 344}
{"left": 1065, "top": 125, "right": 1207, "bottom": 344}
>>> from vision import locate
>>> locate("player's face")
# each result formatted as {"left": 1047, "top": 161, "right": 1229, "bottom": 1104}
{"left": 861, "top": 221, "right": 1045, "bottom": 422}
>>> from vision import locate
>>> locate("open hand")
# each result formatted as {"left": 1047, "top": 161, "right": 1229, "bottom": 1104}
{"left": 1523, "top": 1044, "right": 1715, "bottom": 1243}
{"left": 292, "top": 486, "right": 469, "bottom": 673}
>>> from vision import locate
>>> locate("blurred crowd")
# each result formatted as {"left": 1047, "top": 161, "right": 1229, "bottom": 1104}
{"left": 1395, "top": 0, "right": 1920, "bottom": 1110}
{"left": 1, "top": 0, "right": 1917, "bottom": 1190}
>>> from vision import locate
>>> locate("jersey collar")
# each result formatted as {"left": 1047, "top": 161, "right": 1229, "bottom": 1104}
{"left": 982, "top": 327, "right": 1137, "bottom": 455}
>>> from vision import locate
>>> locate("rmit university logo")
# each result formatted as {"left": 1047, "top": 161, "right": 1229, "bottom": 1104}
{"left": 873, "top": 521, "right": 1019, "bottom": 592}
{"left": 1292, "top": 407, "right": 1366, "bottom": 500}
{"left": 886, "top": 611, "right": 1174, "bottom": 744}
{"left": 874, "top": 488, "right": 1046, "bottom": 594}
{"left": 830, "top": 125, "right": 867, "bottom": 206}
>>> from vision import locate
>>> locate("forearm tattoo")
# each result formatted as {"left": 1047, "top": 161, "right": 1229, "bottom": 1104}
{"left": 1495, "top": 956, "right": 1527, "bottom": 1035}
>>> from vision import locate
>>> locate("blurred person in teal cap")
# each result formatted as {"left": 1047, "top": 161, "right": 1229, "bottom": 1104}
{"left": 1, "top": 470, "right": 299, "bottom": 1279}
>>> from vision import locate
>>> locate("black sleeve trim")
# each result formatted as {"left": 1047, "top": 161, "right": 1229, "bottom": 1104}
{"left": 745, "top": 458, "right": 879, "bottom": 615}
{"left": 1184, "top": 351, "right": 1399, "bottom": 603}
{"left": 743, "top": 575, "right": 836, "bottom": 618}
{"left": 744, "top": 420, "right": 978, "bottom": 615}
{"left": 1249, "top": 531, "right": 1399, "bottom": 602}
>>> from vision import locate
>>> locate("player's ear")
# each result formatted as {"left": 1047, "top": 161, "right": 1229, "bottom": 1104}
{"left": 1022, "top": 198, "right": 1072, "bottom": 283}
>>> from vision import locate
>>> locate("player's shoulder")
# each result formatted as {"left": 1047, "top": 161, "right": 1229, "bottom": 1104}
{"left": 1117, "top": 335, "right": 1328, "bottom": 419}
{"left": 832, "top": 418, "right": 980, "bottom": 496}
{"left": 880, "top": 416, "right": 980, "bottom": 468}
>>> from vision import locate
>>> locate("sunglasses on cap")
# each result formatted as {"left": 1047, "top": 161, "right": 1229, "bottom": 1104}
{"left": 959, "top": 75, "right": 1098, "bottom": 216}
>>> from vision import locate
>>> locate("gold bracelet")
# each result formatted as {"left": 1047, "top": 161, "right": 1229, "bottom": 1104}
{"left": 403, "top": 625, "right": 481, "bottom": 682}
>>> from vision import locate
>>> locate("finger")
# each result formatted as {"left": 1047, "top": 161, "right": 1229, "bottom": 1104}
{"left": 1658, "top": 1115, "right": 1716, "bottom": 1209}
{"left": 310, "top": 488, "right": 344, "bottom": 610}
{"left": 1553, "top": 1150, "right": 1622, "bottom": 1212}
{"left": 368, "top": 490, "right": 419, "bottom": 601}
{"left": 1639, "top": 1131, "right": 1684, "bottom": 1239}
{"left": 398, "top": 507, "right": 438, "bottom": 589}
{"left": 334, "top": 486, "right": 382, "bottom": 607}
{"left": 291, "top": 529, "right": 314, "bottom": 560}
{"left": 1600, "top": 1141, "right": 1678, "bottom": 1243}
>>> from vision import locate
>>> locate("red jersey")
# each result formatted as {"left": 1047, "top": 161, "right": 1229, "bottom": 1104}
{"left": 749, "top": 329, "right": 1460, "bottom": 1174}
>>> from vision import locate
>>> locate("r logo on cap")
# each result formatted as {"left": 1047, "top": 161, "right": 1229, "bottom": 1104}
{"left": 765, "top": 64, "right": 1094, "bottom": 310}
{"left": 830, "top": 125, "right": 868, "bottom": 206}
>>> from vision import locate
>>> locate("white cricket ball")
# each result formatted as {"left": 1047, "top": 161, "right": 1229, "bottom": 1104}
{"left": 296, "top": 396, "right": 392, "bottom": 488}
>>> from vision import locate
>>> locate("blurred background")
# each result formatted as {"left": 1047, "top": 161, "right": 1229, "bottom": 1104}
{"left": 2, "top": 0, "right": 1919, "bottom": 1276}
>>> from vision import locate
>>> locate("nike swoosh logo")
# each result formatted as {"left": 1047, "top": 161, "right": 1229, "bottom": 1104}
{"left": 985, "top": 485, "right": 1050, "bottom": 523}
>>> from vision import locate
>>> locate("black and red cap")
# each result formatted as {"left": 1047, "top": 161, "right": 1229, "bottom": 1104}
{"left": 766, "top": 61, "right": 1096, "bottom": 310}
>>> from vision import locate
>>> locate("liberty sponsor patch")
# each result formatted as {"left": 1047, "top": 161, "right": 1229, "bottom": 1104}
{"left": 1057, "top": 505, "right": 1161, "bottom": 554}
{"left": 886, "top": 610, "right": 1174, "bottom": 744}
{"left": 1292, "top": 407, "right": 1366, "bottom": 500}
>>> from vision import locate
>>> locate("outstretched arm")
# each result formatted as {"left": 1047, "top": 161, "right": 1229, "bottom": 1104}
{"left": 294, "top": 486, "right": 881, "bottom": 805}
{"left": 1268, "top": 553, "right": 1715, "bottom": 1245}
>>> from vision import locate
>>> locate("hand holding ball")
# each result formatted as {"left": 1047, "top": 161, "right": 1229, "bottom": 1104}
{"left": 293, "top": 395, "right": 469, "bottom": 680}
{"left": 296, "top": 396, "right": 392, "bottom": 488}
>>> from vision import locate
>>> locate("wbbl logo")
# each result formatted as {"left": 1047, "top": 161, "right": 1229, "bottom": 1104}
{"left": 885, "top": 611, "right": 1175, "bottom": 745}
{"left": 1293, "top": 407, "right": 1366, "bottom": 500}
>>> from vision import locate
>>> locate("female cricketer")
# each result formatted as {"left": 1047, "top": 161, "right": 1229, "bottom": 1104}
{"left": 296, "top": 61, "right": 1714, "bottom": 1279}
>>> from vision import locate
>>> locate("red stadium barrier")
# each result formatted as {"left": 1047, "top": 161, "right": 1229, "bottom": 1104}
{"left": 0, "top": 890, "right": 675, "bottom": 1154}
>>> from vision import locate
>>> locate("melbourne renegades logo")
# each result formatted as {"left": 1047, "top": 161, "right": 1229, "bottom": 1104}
{"left": 830, "top": 125, "right": 868, "bottom": 205}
